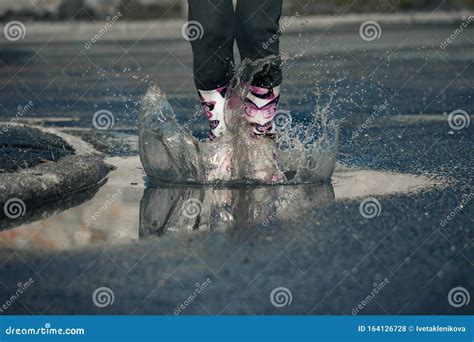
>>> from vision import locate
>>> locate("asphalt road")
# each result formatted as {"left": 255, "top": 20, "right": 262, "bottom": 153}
{"left": 0, "top": 19, "right": 472, "bottom": 315}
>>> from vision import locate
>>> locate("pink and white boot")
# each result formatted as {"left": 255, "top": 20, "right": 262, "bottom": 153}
{"left": 244, "top": 85, "right": 280, "bottom": 138}
{"left": 198, "top": 86, "right": 228, "bottom": 140}
{"left": 198, "top": 86, "right": 233, "bottom": 181}
{"left": 243, "top": 85, "right": 285, "bottom": 182}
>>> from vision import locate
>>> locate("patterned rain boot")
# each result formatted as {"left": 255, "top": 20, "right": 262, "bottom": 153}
{"left": 198, "top": 86, "right": 233, "bottom": 181}
{"left": 243, "top": 85, "right": 285, "bottom": 182}
{"left": 198, "top": 86, "right": 228, "bottom": 140}
{"left": 244, "top": 85, "right": 280, "bottom": 138}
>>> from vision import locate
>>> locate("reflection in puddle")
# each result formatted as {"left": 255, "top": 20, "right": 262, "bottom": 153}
{"left": 0, "top": 156, "right": 439, "bottom": 252}
{"left": 139, "top": 185, "right": 335, "bottom": 238}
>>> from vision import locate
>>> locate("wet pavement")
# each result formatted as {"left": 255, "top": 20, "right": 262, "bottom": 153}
{"left": 0, "top": 20, "right": 473, "bottom": 314}
{"left": 0, "top": 125, "right": 73, "bottom": 173}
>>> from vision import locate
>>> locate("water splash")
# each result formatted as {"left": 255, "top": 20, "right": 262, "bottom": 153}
{"left": 138, "top": 57, "right": 339, "bottom": 185}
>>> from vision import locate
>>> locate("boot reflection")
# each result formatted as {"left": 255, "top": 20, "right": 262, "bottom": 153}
{"left": 139, "top": 184, "right": 335, "bottom": 238}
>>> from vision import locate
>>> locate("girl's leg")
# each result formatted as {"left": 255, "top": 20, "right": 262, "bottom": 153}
{"left": 188, "top": 0, "right": 235, "bottom": 139}
{"left": 235, "top": 0, "right": 283, "bottom": 137}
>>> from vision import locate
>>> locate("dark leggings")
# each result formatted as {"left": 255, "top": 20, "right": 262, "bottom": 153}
{"left": 188, "top": 0, "right": 282, "bottom": 91}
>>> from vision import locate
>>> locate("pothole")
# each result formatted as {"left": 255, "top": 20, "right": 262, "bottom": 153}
{"left": 0, "top": 156, "right": 444, "bottom": 252}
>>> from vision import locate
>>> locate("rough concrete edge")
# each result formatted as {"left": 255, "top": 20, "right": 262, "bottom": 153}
{"left": 0, "top": 11, "right": 470, "bottom": 43}
{"left": 36, "top": 126, "right": 104, "bottom": 157}
{"left": 0, "top": 124, "right": 112, "bottom": 205}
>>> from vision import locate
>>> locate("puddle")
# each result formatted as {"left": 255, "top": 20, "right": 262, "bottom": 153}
{"left": 0, "top": 156, "right": 440, "bottom": 252}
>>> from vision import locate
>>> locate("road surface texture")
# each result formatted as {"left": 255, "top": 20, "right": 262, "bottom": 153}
{"left": 0, "top": 13, "right": 472, "bottom": 315}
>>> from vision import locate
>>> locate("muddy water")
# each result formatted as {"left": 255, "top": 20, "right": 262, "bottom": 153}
{"left": 0, "top": 156, "right": 439, "bottom": 252}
